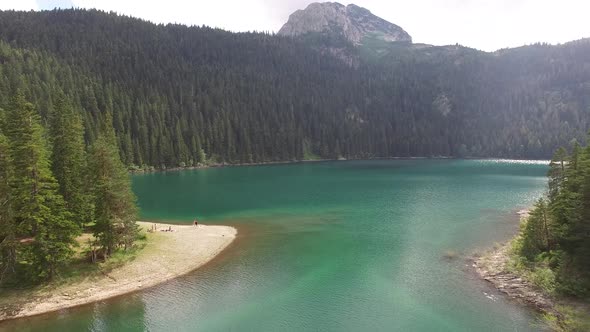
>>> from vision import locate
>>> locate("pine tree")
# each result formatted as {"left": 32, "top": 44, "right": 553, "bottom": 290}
{"left": 198, "top": 148, "right": 207, "bottom": 165}
{"left": 5, "top": 93, "right": 79, "bottom": 280}
{"left": 570, "top": 144, "right": 590, "bottom": 273}
{"left": 50, "top": 93, "right": 93, "bottom": 227}
{"left": 548, "top": 147, "right": 567, "bottom": 202}
{"left": 519, "top": 198, "right": 551, "bottom": 259}
{"left": 89, "top": 114, "right": 138, "bottom": 257}
{"left": 0, "top": 131, "right": 16, "bottom": 281}
{"left": 519, "top": 140, "right": 590, "bottom": 294}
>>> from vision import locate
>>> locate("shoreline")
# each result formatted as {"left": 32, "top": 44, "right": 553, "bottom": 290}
{"left": 0, "top": 222, "right": 237, "bottom": 322}
{"left": 473, "top": 241, "right": 558, "bottom": 316}
{"left": 131, "top": 157, "right": 549, "bottom": 174}
{"left": 472, "top": 209, "right": 578, "bottom": 330}
{"left": 473, "top": 209, "right": 555, "bottom": 311}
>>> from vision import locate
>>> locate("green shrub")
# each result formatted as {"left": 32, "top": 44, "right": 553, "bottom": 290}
{"left": 529, "top": 267, "right": 557, "bottom": 294}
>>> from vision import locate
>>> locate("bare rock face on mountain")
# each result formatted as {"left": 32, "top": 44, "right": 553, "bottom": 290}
{"left": 278, "top": 2, "right": 412, "bottom": 45}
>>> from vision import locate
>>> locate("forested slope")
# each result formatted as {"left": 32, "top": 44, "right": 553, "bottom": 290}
{"left": 0, "top": 9, "right": 589, "bottom": 168}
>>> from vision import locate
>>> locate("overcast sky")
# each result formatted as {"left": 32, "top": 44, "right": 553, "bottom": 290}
{"left": 1, "top": 0, "right": 589, "bottom": 51}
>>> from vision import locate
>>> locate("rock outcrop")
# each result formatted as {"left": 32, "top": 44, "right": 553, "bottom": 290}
{"left": 278, "top": 2, "right": 411, "bottom": 45}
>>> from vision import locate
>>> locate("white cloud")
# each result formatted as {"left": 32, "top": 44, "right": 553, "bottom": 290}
{"left": 354, "top": 0, "right": 590, "bottom": 51}
{"left": 2, "top": 0, "right": 589, "bottom": 51}
{"left": 72, "top": 0, "right": 272, "bottom": 32}
{"left": 0, "top": 0, "right": 38, "bottom": 11}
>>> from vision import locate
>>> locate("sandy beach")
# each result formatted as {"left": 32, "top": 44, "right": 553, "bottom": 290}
{"left": 0, "top": 222, "right": 236, "bottom": 321}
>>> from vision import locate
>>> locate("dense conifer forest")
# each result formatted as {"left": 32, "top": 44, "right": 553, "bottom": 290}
{"left": 0, "top": 8, "right": 589, "bottom": 326}
{"left": 0, "top": 92, "right": 138, "bottom": 283}
{"left": 0, "top": 9, "right": 589, "bottom": 169}
{"left": 514, "top": 142, "right": 590, "bottom": 297}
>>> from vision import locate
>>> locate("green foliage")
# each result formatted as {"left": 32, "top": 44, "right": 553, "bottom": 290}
{"left": 519, "top": 198, "right": 551, "bottom": 259}
{"left": 0, "top": 130, "right": 16, "bottom": 281}
{"left": 49, "top": 93, "right": 94, "bottom": 227}
{"left": 544, "top": 305, "right": 590, "bottom": 332}
{"left": 529, "top": 266, "right": 557, "bottom": 294}
{"left": 5, "top": 93, "right": 79, "bottom": 281}
{"left": 514, "top": 140, "right": 590, "bottom": 297}
{"left": 548, "top": 147, "right": 568, "bottom": 202}
{"left": 0, "top": 91, "right": 140, "bottom": 284}
{"left": 0, "top": 9, "right": 588, "bottom": 168}
{"left": 197, "top": 148, "right": 207, "bottom": 165}
{"left": 0, "top": 8, "right": 589, "bottom": 289}
{"left": 89, "top": 118, "right": 138, "bottom": 256}
{"left": 303, "top": 150, "right": 321, "bottom": 161}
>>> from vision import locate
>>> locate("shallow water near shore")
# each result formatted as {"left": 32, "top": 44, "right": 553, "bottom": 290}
{"left": 0, "top": 159, "right": 550, "bottom": 331}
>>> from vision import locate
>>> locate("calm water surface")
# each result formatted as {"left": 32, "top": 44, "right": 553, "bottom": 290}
{"left": 1, "top": 160, "right": 550, "bottom": 331}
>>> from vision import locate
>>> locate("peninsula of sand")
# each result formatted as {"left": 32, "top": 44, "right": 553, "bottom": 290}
{"left": 0, "top": 222, "right": 236, "bottom": 321}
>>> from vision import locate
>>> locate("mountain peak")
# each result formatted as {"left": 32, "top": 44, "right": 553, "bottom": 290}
{"left": 278, "top": 2, "right": 412, "bottom": 45}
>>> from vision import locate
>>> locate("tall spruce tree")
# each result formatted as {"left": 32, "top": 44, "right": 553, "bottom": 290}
{"left": 89, "top": 113, "right": 138, "bottom": 257}
{"left": 571, "top": 144, "right": 590, "bottom": 273}
{"left": 519, "top": 198, "right": 551, "bottom": 259}
{"left": 5, "top": 93, "right": 79, "bottom": 280}
{"left": 49, "top": 93, "right": 93, "bottom": 227}
{"left": 0, "top": 130, "right": 16, "bottom": 281}
{"left": 548, "top": 147, "right": 567, "bottom": 202}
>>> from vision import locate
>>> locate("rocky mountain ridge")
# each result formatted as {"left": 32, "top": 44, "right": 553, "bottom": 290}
{"left": 278, "top": 2, "right": 411, "bottom": 45}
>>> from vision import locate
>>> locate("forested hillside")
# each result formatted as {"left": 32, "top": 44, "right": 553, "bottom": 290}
{"left": 0, "top": 9, "right": 589, "bottom": 168}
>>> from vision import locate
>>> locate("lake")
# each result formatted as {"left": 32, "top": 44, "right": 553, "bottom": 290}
{"left": 0, "top": 159, "right": 550, "bottom": 331}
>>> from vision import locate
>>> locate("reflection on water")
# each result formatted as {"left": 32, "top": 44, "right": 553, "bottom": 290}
{"left": 0, "top": 160, "right": 550, "bottom": 332}
{"left": 0, "top": 292, "right": 148, "bottom": 332}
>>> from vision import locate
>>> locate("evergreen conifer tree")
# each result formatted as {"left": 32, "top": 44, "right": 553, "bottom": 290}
{"left": 89, "top": 113, "right": 138, "bottom": 257}
{"left": 50, "top": 93, "right": 93, "bottom": 227}
{"left": 0, "top": 130, "right": 16, "bottom": 281}
{"left": 5, "top": 93, "right": 79, "bottom": 280}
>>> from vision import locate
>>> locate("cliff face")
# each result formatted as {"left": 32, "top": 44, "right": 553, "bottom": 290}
{"left": 278, "top": 2, "right": 412, "bottom": 45}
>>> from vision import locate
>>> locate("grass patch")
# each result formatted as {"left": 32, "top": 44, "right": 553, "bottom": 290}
{"left": 505, "top": 237, "right": 590, "bottom": 331}
{"left": 543, "top": 304, "right": 590, "bottom": 332}
{"left": 507, "top": 241, "right": 558, "bottom": 295}
{"left": 0, "top": 227, "right": 149, "bottom": 312}
{"left": 303, "top": 150, "right": 321, "bottom": 161}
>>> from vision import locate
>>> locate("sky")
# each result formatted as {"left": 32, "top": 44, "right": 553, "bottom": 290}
{"left": 0, "top": 0, "right": 589, "bottom": 51}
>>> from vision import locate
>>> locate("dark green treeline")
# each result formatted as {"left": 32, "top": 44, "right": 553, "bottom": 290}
{"left": 0, "top": 92, "right": 138, "bottom": 283}
{"left": 0, "top": 9, "right": 589, "bottom": 168}
{"left": 514, "top": 141, "right": 590, "bottom": 296}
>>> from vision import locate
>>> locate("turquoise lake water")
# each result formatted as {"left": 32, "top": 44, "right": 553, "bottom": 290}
{"left": 0, "top": 159, "right": 550, "bottom": 331}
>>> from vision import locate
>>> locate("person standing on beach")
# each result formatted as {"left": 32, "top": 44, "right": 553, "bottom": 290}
{"left": 193, "top": 218, "right": 198, "bottom": 227}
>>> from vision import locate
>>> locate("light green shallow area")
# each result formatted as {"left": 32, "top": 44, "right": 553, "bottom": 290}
{"left": 1, "top": 159, "right": 550, "bottom": 331}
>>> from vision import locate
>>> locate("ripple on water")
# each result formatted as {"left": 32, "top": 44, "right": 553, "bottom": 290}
{"left": 0, "top": 160, "right": 550, "bottom": 332}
